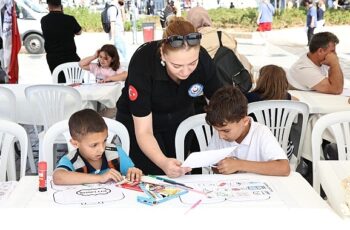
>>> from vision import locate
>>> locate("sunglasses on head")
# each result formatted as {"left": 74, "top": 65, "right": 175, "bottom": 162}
{"left": 164, "top": 32, "right": 202, "bottom": 48}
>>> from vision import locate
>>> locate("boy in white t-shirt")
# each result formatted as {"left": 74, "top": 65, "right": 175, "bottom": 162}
{"left": 205, "top": 86, "right": 290, "bottom": 176}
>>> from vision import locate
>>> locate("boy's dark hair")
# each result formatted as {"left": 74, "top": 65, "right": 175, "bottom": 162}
{"left": 47, "top": 0, "right": 61, "bottom": 7}
{"left": 309, "top": 32, "right": 339, "bottom": 53}
{"left": 205, "top": 86, "right": 247, "bottom": 127}
{"left": 69, "top": 109, "right": 107, "bottom": 141}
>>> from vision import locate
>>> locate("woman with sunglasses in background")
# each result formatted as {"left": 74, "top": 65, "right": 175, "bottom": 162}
{"left": 115, "top": 18, "right": 223, "bottom": 178}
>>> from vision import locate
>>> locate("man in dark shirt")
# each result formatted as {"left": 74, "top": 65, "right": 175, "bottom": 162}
{"left": 41, "top": 0, "right": 82, "bottom": 83}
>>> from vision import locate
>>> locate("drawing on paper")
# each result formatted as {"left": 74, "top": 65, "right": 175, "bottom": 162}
{"left": 50, "top": 179, "right": 125, "bottom": 206}
{"left": 180, "top": 179, "right": 273, "bottom": 204}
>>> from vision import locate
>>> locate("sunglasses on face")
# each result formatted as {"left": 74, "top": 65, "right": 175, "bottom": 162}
{"left": 164, "top": 33, "right": 202, "bottom": 48}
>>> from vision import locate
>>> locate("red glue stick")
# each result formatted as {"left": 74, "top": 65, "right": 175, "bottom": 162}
{"left": 38, "top": 161, "right": 47, "bottom": 192}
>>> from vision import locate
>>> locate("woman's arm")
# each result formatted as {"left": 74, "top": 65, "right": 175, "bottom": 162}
{"left": 105, "top": 71, "right": 128, "bottom": 82}
{"left": 132, "top": 114, "right": 191, "bottom": 178}
{"left": 79, "top": 51, "right": 98, "bottom": 70}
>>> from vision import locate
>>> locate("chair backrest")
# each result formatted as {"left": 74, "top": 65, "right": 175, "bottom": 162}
{"left": 248, "top": 100, "right": 309, "bottom": 170}
{"left": 103, "top": 117, "right": 130, "bottom": 154}
{"left": 0, "top": 120, "right": 28, "bottom": 181}
{"left": 52, "top": 62, "right": 90, "bottom": 84}
{"left": 175, "top": 113, "right": 213, "bottom": 173}
{"left": 0, "top": 86, "right": 16, "bottom": 121}
{"left": 25, "top": 84, "right": 82, "bottom": 131}
{"left": 41, "top": 118, "right": 130, "bottom": 176}
{"left": 311, "top": 111, "right": 350, "bottom": 194}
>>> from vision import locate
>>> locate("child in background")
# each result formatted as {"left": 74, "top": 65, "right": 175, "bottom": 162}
{"left": 246, "top": 64, "right": 297, "bottom": 102}
{"left": 205, "top": 86, "right": 290, "bottom": 176}
{"left": 245, "top": 64, "right": 297, "bottom": 160}
{"left": 53, "top": 109, "right": 142, "bottom": 185}
{"left": 79, "top": 44, "right": 127, "bottom": 83}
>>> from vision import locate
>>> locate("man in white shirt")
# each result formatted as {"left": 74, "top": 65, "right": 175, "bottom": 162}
{"left": 288, "top": 32, "right": 343, "bottom": 95}
{"left": 108, "top": 0, "right": 127, "bottom": 61}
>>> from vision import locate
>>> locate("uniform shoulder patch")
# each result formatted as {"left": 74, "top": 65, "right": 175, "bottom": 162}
{"left": 128, "top": 85, "right": 138, "bottom": 101}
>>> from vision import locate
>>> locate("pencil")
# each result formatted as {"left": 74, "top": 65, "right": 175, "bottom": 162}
{"left": 184, "top": 199, "right": 202, "bottom": 215}
{"left": 149, "top": 175, "right": 194, "bottom": 189}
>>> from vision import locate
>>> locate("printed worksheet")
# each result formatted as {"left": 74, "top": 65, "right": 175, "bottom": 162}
{"left": 180, "top": 179, "right": 273, "bottom": 204}
{"left": 50, "top": 179, "right": 124, "bottom": 206}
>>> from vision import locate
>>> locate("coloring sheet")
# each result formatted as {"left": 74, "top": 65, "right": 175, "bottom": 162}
{"left": 50, "top": 179, "right": 124, "bottom": 206}
{"left": 180, "top": 179, "right": 273, "bottom": 204}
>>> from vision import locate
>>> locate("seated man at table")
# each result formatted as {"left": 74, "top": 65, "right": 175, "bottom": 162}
{"left": 205, "top": 86, "right": 290, "bottom": 176}
{"left": 288, "top": 32, "right": 343, "bottom": 95}
{"left": 53, "top": 109, "right": 142, "bottom": 185}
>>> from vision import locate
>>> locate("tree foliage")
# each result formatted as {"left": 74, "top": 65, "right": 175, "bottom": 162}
{"left": 65, "top": 7, "right": 350, "bottom": 32}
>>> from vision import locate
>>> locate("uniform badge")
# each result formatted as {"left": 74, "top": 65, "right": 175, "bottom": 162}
{"left": 128, "top": 85, "right": 138, "bottom": 101}
{"left": 188, "top": 83, "right": 204, "bottom": 97}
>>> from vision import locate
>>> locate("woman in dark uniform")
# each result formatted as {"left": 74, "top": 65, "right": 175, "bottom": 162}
{"left": 116, "top": 18, "right": 222, "bottom": 178}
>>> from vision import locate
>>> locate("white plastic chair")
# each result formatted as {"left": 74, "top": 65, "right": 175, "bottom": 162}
{"left": 0, "top": 87, "right": 36, "bottom": 175}
{"left": 41, "top": 117, "right": 130, "bottom": 176}
{"left": 311, "top": 111, "right": 350, "bottom": 194}
{"left": 175, "top": 113, "right": 213, "bottom": 173}
{"left": 52, "top": 62, "right": 91, "bottom": 84}
{"left": 25, "top": 84, "right": 82, "bottom": 132}
{"left": 248, "top": 100, "right": 309, "bottom": 170}
{"left": 0, "top": 120, "right": 28, "bottom": 181}
{"left": 25, "top": 84, "right": 82, "bottom": 163}
{"left": 0, "top": 86, "right": 16, "bottom": 120}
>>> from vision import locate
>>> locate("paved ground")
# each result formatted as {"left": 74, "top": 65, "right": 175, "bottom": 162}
{"left": 18, "top": 25, "right": 350, "bottom": 84}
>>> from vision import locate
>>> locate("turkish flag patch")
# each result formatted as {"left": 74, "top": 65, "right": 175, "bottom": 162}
{"left": 128, "top": 85, "right": 138, "bottom": 101}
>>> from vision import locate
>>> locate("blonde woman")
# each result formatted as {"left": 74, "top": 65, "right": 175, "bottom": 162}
{"left": 115, "top": 18, "right": 223, "bottom": 177}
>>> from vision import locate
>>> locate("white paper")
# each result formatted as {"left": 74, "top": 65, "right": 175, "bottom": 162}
{"left": 181, "top": 147, "right": 236, "bottom": 168}
{"left": 341, "top": 88, "right": 350, "bottom": 97}
{"left": 179, "top": 179, "right": 273, "bottom": 204}
{"left": 53, "top": 185, "right": 125, "bottom": 205}
{"left": 50, "top": 178, "right": 124, "bottom": 206}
